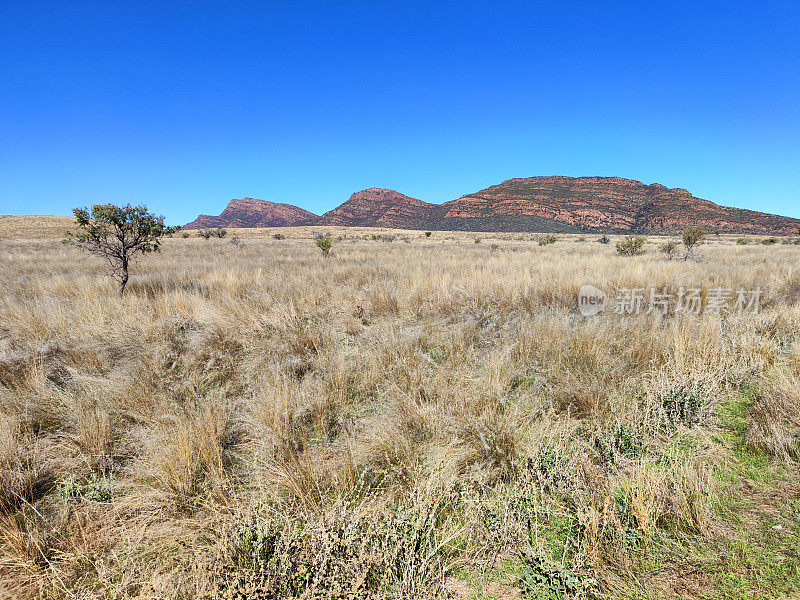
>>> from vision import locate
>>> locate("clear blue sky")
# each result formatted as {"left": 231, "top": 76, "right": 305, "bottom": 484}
{"left": 1, "top": 1, "right": 798, "bottom": 225}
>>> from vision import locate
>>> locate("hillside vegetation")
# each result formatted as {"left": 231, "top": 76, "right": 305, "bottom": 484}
{"left": 1, "top": 224, "right": 799, "bottom": 599}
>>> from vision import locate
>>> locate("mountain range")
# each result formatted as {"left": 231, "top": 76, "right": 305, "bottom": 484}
{"left": 184, "top": 176, "right": 800, "bottom": 235}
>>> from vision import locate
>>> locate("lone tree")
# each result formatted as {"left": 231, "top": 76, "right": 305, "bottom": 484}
{"left": 682, "top": 226, "right": 706, "bottom": 260}
{"left": 65, "top": 204, "right": 170, "bottom": 295}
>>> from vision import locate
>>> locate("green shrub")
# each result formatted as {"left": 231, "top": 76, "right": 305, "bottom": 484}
{"left": 424, "top": 231, "right": 432, "bottom": 237}
{"left": 537, "top": 234, "right": 557, "bottom": 246}
{"left": 616, "top": 236, "right": 647, "bottom": 256}
{"left": 736, "top": 238, "right": 749, "bottom": 245}
{"left": 518, "top": 551, "right": 595, "bottom": 600}
{"left": 315, "top": 236, "right": 332, "bottom": 257}
{"left": 598, "top": 235, "right": 611, "bottom": 244}
{"left": 762, "top": 237, "right": 778, "bottom": 245}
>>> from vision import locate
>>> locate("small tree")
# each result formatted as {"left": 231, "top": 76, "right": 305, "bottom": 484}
{"left": 315, "top": 236, "right": 332, "bottom": 257}
{"left": 616, "top": 235, "right": 647, "bottom": 256}
{"left": 682, "top": 226, "right": 705, "bottom": 260}
{"left": 660, "top": 240, "right": 679, "bottom": 260}
{"left": 65, "top": 204, "right": 169, "bottom": 295}
{"left": 424, "top": 231, "right": 432, "bottom": 237}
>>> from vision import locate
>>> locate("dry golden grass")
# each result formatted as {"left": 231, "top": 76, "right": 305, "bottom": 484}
{"left": 0, "top": 218, "right": 799, "bottom": 598}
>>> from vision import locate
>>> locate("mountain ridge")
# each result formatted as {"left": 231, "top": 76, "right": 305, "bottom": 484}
{"left": 184, "top": 197, "right": 317, "bottom": 229}
{"left": 183, "top": 177, "right": 800, "bottom": 235}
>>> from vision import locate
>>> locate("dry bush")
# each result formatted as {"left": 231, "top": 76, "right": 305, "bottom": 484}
{"left": 745, "top": 370, "right": 800, "bottom": 461}
{"left": 214, "top": 488, "right": 462, "bottom": 599}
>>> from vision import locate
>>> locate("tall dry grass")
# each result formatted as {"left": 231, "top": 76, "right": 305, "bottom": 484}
{"left": 0, "top": 225, "right": 799, "bottom": 597}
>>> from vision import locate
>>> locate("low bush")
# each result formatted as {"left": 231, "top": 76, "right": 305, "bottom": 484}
{"left": 616, "top": 235, "right": 647, "bottom": 256}
{"left": 537, "top": 234, "right": 557, "bottom": 246}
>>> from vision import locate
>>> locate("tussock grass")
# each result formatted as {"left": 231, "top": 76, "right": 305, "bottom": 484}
{"left": 0, "top": 223, "right": 799, "bottom": 598}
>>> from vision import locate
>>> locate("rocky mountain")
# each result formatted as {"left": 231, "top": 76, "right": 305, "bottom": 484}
{"left": 183, "top": 197, "right": 318, "bottom": 229}
{"left": 420, "top": 176, "right": 800, "bottom": 234}
{"left": 316, "top": 188, "right": 436, "bottom": 228}
{"left": 184, "top": 178, "right": 800, "bottom": 235}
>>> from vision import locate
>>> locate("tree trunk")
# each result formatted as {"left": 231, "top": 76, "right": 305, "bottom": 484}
{"left": 119, "top": 259, "right": 129, "bottom": 296}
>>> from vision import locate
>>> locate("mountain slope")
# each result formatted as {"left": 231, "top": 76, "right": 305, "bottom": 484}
{"left": 183, "top": 198, "right": 318, "bottom": 229}
{"left": 316, "top": 188, "right": 437, "bottom": 228}
{"left": 422, "top": 177, "right": 800, "bottom": 234}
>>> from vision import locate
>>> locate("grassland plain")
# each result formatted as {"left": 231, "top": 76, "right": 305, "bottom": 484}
{"left": 0, "top": 221, "right": 799, "bottom": 599}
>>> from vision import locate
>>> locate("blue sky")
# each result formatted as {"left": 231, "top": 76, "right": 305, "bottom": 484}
{"left": 1, "top": 1, "right": 798, "bottom": 225}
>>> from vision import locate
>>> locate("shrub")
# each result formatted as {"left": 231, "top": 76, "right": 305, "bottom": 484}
{"left": 736, "top": 238, "right": 749, "bottom": 245}
{"left": 682, "top": 226, "right": 705, "bottom": 259}
{"left": 424, "top": 231, "right": 432, "bottom": 237}
{"left": 762, "top": 237, "right": 778, "bottom": 245}
{"left": 315, "top": 236, "right": 332, "bottom": 257}
{"left": 518, "top": 551, "right": 595, "bottom": 600}
{"left": 474, "top": 237, "right": 481, "bottom": 244}
{"left": 598, "top": 235, "right": 611, "bottom": 244}
{"left": 213, "top": 228, "right": 227, "bottom": 238}
{"left": 273, "top": 233, "right": 286, "bottom": 240}
{"left": 215, "top": 492, "right": 459, "bottom": 599}
{"left": 197, "top": 229, "right": 213, "bottom": 239}
{"left": 659, "top": 240, "right": 679, "bottom": 260}
{"left": 181, "top": 232, "right": 190, "bottom": 238}
{"left": 616, "top": 235, "right": 647, "bottom": 256}
{"left": 537, "top": 234, "right": 557, "bottom": 246}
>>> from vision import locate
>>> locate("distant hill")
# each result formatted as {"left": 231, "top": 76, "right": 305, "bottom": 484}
{"left": 184, "top": 177, "right": 800, "bottom": 234}
{"left": 0, "top": 215, "right": 74, "bottom": 239}
{"left": 183, "top": 197, "right": 318, "bottom": 229}
{"left": 316, "top": 188, "right": 436, "bottom": 228}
